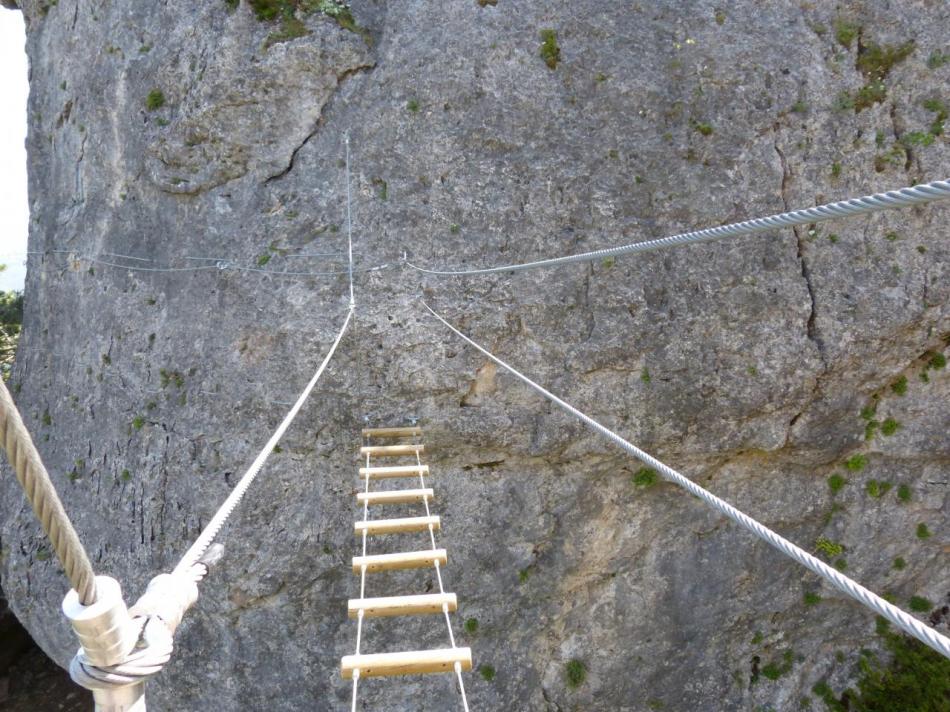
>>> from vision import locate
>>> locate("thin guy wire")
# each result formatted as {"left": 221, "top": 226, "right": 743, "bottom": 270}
{"left": 0, "top": 378, "right": 98, "bottom": 604}
{"left": 345, "top": 134, "right": 355, "bottom": 309}
{"left": 173, "top": 306, "right": 355, "bottom": 576}
{"left": 421, "top": 300, "right": 950, "bottom": 661}
{"left": 405, "top": 179, "right": 950, "bottom": 276}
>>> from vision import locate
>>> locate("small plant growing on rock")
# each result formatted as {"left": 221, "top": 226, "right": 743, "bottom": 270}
{"left": 145, "top": 89, "right": 165, "bottom": 111}
{"left": 909, "top": 595, "right": 932, "bottom": 613}
{"left": 891, "top": 376, "right": 908, "bottom": 395}
{"left": 565, "top": 659, "right": 586, "bottom": 689}
{"left": 406, "top": 98, "right": 420, "bottom": 112}
{"left": 816, "top": 537, "right": 844, "bottom": 558}
{"left": 828, "top": 473, "right": 846, "bottom": 494}
{"left": 893, "top": 556, "right": 906, "bottom": 570}
{"left": 632, "top": 468, "right": 658, "bottom": 487}
{"left": 479, "top": 664, "right": 496, "bottom": 681}
{"left": 897, "top": 484, "right": 911, "bottom": 503}
{"left": 539, "top": 29, "right": 560, "bottom": 69}
{"left": 464, "top": 617, "right": 478, "bottom": 634}
{"left": 866, "top": 479, "right": 891, "bottom": 498}
{"left": 844, "top": 454, "right": 867, "bottom": 471}
{"left": 916, "top": 523, "right": 931, "bottom": 539}
{"left": 880, "top": 418, "right": 901, "bottom": 436}
{"left": 803, "top": 591, "right": 822, "bottom": 606}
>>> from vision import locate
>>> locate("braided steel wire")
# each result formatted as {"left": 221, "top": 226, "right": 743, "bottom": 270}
{"left": 407, "top": 179, "right": 950, "bottom": 276}
{"left": 421, "top": 301, "right": 950, "bottom": 660}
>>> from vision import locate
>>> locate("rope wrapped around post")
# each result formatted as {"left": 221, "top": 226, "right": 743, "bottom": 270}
{"left": 68, "top": 545, "right": 224, "bottom": 706}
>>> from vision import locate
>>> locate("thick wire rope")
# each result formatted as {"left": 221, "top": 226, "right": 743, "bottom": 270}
{"left": 405, "top": 179, "right": 950, "bottom": 276}
{"left": 0, "top": 377, "right": 98, "bottom": 604}
{"left": 420, "top": 300, "right": 950, "bottom": 661}
{"left": 173, "top": 306, "right": 354, "bottom": 576}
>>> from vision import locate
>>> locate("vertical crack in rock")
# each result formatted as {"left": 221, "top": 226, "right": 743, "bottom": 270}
{"left": 773, "top": 139, "right": 826, "bottom": 368}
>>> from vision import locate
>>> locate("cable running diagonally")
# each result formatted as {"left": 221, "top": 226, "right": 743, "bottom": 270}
{"left": 420, "top": 300, "right": 950, "bottom": 661}
{"left": 405, "top": 179, "right": 950, "bottom": 276}
{"left": 174, "top": 305, "right": 354, "bottom": 576}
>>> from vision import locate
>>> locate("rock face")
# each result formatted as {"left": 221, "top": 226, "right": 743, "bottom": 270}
{"left": 1, "top": 1, "right": 948, "bottom": 710}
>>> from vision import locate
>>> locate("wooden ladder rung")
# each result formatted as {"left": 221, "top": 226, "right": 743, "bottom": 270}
{"left": 355, "top": 515, "right": 440, "bottom": 537}
{"left": 359, "top": 465, "right": 429, "bottom": 479}
{"left": 357, "top": 488, "right": 434, "bottom": 505}
{"left": 360, "top": 444, "right": 424, "bottom": 457}
{"left": 362, "top": 426, "right": 422, "bottom": 438}
{"left": 352, "top": 549, "right": 447, "bottom": 573}
{"left": 341, "top": 647, "right": 472, "bottom": 679}
{"left": 348, "top": 592, "right": 457, "bottom": 619}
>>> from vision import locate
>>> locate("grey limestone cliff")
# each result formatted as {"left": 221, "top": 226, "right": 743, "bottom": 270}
{"left": 1, "top": 1, "right": 948, "bottom": 710}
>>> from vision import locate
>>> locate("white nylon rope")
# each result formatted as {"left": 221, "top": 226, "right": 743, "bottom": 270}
{"left": 415, "top": 438, "right": 470, "bottom": 712}
{"left": 421, "top": 300, "right": 950, "bottom": 661}
{"left": 352, "top": 449, "right": 371, "bottom": 712}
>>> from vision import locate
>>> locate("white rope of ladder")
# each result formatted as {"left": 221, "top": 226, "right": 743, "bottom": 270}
{"left": 404, "top": 179, "right": 950, "bottom": 276}
{"left": 420, "top": 300, "right": 950, "bottom": 661}
{"left": 413, "top": 435, "right": 470, "bottom": 712}
{"left": 351, "top": 449, "right": 371, "bottom": 712}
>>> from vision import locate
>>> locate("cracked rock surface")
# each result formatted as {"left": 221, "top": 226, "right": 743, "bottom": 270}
{"left": 1, "top": 1, "right": 948, "bottom": 710}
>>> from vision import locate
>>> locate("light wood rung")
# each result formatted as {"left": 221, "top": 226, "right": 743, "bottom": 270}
{"left": 357, "top": 488, "right": 434, "bottom": 505}
{"left": 352, "top": 549, "right": 447, "bottom": 573}
{"left": 348, "top": 593, "right": 457, "bottom": 619}
{"left": 360, "top": 444, "right": 424, "bottom": 457}
{"left": 355, "top": 516, "right": 440, "bottom": 536}
{"left": 362, "top": 426, "right": 422, "bottom": 438}
{"left": 360, "top": 464, "right": 429, "bottom": 479}
{"left": 341, "top": 647, "right": 472, "bottom": 679}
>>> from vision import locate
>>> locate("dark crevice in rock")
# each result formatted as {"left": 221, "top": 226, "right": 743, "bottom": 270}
{"left": 773, "top": 139, "right": 825, "bottom": 367}
{"left": 264, "top": 62, "right": 376, "bottom": 184}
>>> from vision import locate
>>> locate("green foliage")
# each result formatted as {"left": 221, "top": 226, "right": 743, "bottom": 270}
{"left": 751, "top": 630, "right": 764, "bottom": 644}
{"left": 803, "top": 590, "right": 822, "bottom": 606}
{"left": 828, "top": 473, "right": 847, "bottom": 494}
{"left": 0, "top": 290, "right": 22, "bottom": 381}
{"left": 632, "top": 467, "right": 658, "bottom": 487}
{"left": 406, "top": 98, "right": 420, "bottom": 112}
{"left": 761, "top": 651, "right": 795, "bottom": 681}
{"left": 518, "top": 568, "right": 530, "bottom": 584}
{"left": 922, "top": 98, "right": 948, "bottom": 136}
{"left": 449, "top": 223, "right": 460, "bottom": 235}
{"left": 602, "top": 256, "right": 615, "bottom": 269}
{"left": 908, "top": 595, "right": 932, "bottom": 613}
{"left": 853, "top": 81, "right": 887, "bottom": 112}
{"left": 464, "top": 617, "right": 478, "bottom": 634}
{"left": 833, "top": 18, "right": 859, "bottom": 49}
{"left": 131, "top": 415, "right": 145, "bottom": 430}
{"left": 865, "top": 480, "right": 891, "bottom": 498}
{"left": 539, "top": 29, "right": 561, "bottom": 69}
{"left": 257, "top": 253, "right": 272, "bottom": 266}
{"left": 902, "top": 131, "right": 935, "bottom": 148}
{"left": 916, "top": 523, "right": 931, "bottom": 540}
{"left": 880, "top": 418, "right": 900, "bottom": 436}
{"left": 927, "top": 49, "right": 950, "bottom": 69}
{"left": 856, "top": 42, "right": 915, "bottom": 80}
{"left": 479, "top": 664, "right": 496, "bottom": 682}
{"left": 145, "top": 89, "right": 165, "bottom": 111}
{"left": 844, "top": 454, "right": 868, "bottom": 472}
{"left": 35, "top": 547, "right": 51, "bottom": 562}
{"left": 816, "top": 537, "right": 844, "bottom": 558}
{"left": 792, "top": 99, "right": 808, "bottom": 114}
{"left": 691, "top": 119, "right": 714, "bottom": 136}
{"left": 159, "top": 369, "right": 185, "bottom": 389}
{"left": 840, "top": 629, "right": 950, "bottom": 711}
{"left": 565, "top": 659, "right": 586, "bottom": 689}
{"left": 896, "top": 484, "right": 911, "bottom": 503}
{"left": 927, "top": 351, "right": 946, "bottom": 370}
{"left": 41, "top": 409, "right": 52, "bottom": 426}
{"left": 120, "top": 469, "right": 132, "bottom": 482}
{"left": 890, "top": 376, "right": 907, "bottom": 396}
{"left": 831, "top": 162, "right": 841, "bottom": 178}
{"left": 892, "top": 556, "right": 906, "bottom": 570}
{"left": 860, "top": 405, "right": 877, "bottom": 421}
{"left": 640, "top": 367, "right": 651, "bottom": 384}
{"left": 714, "top": 9, "right": 726, "bottom": 25}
